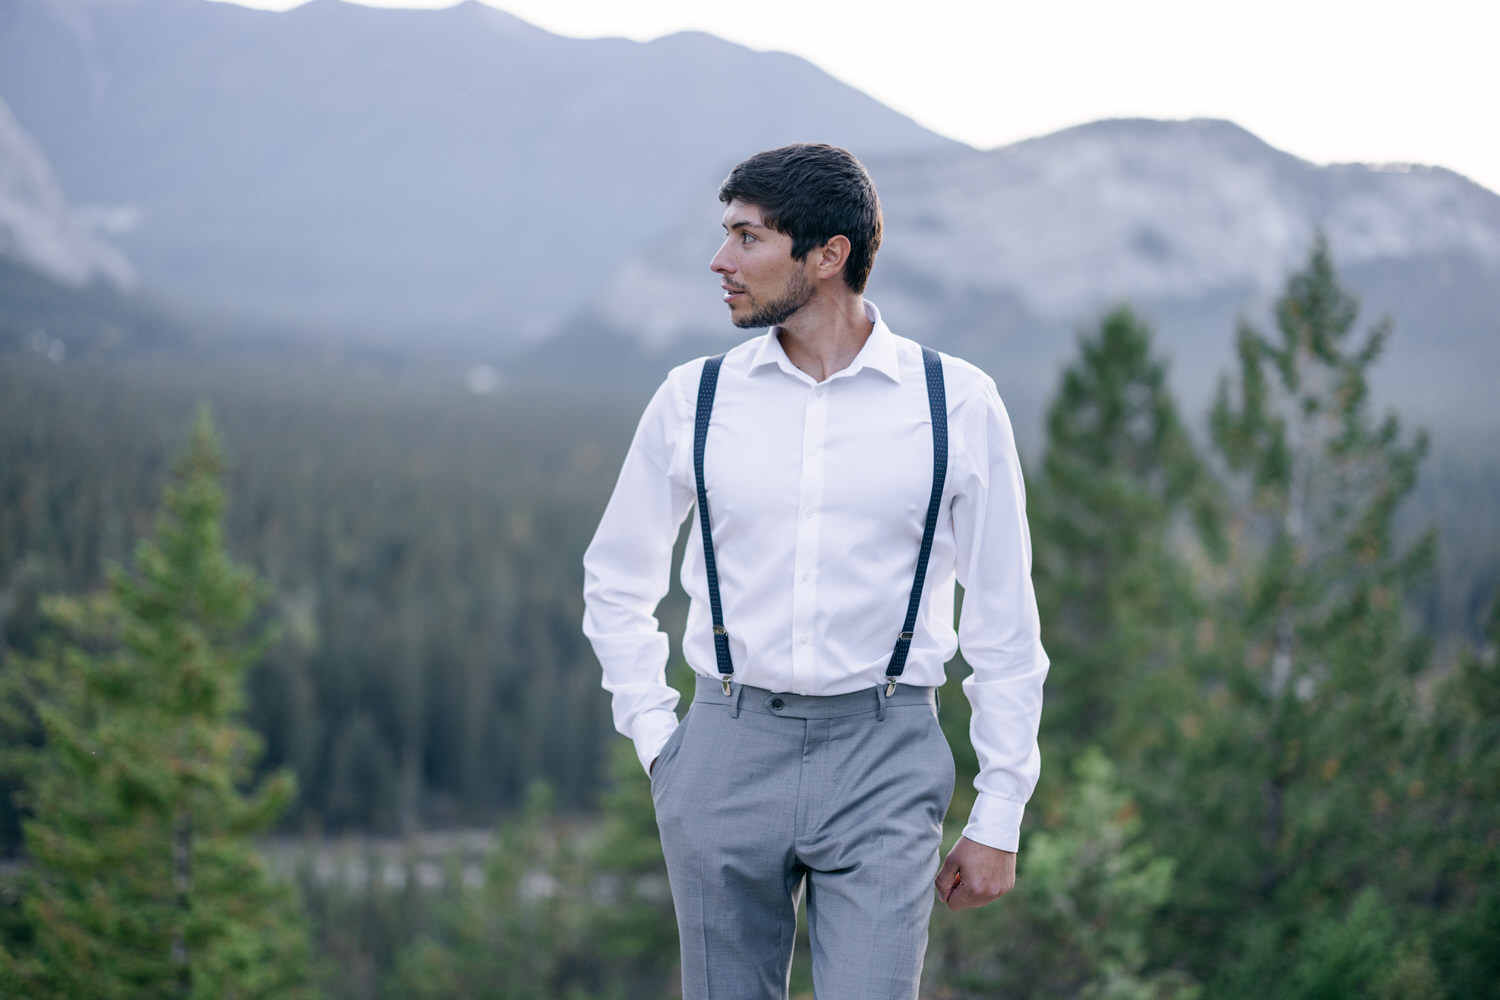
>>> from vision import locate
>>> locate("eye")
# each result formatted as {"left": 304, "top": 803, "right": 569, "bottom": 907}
{"left": 740, "top": 231, "right": 756, "bottom": 244}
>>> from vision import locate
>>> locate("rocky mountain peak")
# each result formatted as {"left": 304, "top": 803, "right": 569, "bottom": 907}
{"left": 0, "top": 95, "right": 134, "bottom": 288}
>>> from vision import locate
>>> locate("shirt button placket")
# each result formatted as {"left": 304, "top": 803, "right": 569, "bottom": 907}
{"left": 791, "top": 380, "right": 828, "bottom": 690}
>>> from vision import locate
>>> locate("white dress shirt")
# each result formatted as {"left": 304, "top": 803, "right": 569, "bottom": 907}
{"left": 582, "top": 301, "right": 1048, "bottom": 852}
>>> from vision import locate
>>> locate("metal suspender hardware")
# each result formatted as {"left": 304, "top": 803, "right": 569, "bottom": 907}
{"left": 692, "top": 346, "right": 948, "bottom": 700}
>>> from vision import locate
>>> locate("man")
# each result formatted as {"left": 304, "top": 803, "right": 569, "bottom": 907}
{"left": 583, "top": 143, "right": 1047, "bottom": 1000}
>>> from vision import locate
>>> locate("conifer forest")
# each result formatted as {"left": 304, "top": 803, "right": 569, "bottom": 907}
{"left": 1, "top": 240, "right": 1497, "bottom": 998}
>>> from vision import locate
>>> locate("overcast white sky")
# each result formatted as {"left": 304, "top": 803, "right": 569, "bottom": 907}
{"left": 219, "top": 0, "right": 1500, "bottom": 194}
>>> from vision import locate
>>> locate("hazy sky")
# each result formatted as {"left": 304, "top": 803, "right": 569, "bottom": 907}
{"left": 219, "top": 0, "right": 1499, "bottom": 194}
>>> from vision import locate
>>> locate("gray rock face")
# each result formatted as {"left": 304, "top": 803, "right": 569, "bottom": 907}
{"left": 0, "top": 95, "right": 133, "bottom": 288}
{"left": 600, "top": 119, "right": 1500, "bottom": 346}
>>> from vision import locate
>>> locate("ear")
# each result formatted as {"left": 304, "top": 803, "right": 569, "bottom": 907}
{"left": 812, "top": 235, "right": 852, "bottom": 280}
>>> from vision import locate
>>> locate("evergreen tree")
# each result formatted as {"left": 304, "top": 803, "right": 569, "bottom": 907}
{"left": 1405, "top": 597, "right": 1500, "bottom": 997}
{"left": 575, "top": 742, "right": 680, "bottom": 999}
{"left": 388, "top": 783, "right": 596, "bottom": 1000}
{"left": 927, "top": 749, "right": 1199, "bottom": 1000}
{"left": 0, "top": 410, "right": 318, "bottom": 999}
{"left": 1168, "top": 234, "right": 1435, "bottom": 990}
{"left": 389, "top": 725, "right": 680, "bottom": 1000}
{"left": 1030, "top": 304, "right": 1218, "bottom": 766}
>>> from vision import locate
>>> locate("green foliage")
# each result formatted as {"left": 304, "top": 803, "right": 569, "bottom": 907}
{"left": 576, "top": 742, "right": 679, "bottom": 996}
{"left": 1400, "top": 598, "right": 1500, "bottom": 998}
{"left": 0, "top": 356, "right": 638, "bottom": 842}
{"left": 928, "top": 749, "right": 1198, "bottom": 1000}
{"left": 0, "top": 410, "right": 317, "bottom": 998}
{"left": 1030, "top": 304, "right": 1219, "bottom": 766}
{"left": 388, "top": 784, "right": 589, "bottom": 1000}
{"left": 1214, "top": 889, "right": 1441, "bottom": 1000}
{"left": 385, "top": 745, "right": 680, "bottom": 1000}
{"left": 1156, "top": 235, "right": 1445, "bottom": 989}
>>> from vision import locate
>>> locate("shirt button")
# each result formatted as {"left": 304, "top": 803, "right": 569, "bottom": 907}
{"left": 799, "top": 635, "right": 810, "bottom": 645}
{"left": 804, "top": 508, "right": 814, "bottom": 519}
{"left": 801, "top": 571, "right": 811, "bottom": 582}
{"left": 813, "top": 387, "right": 824, "bottom": 398}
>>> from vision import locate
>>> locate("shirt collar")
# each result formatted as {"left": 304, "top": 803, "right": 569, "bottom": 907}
{"left": 748, "top": 299, "right": 902, "bottom": 384}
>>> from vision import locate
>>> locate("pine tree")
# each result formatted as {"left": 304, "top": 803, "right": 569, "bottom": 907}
{"left": 925, "top": 306, "right": 1216, "bottom": 997}
{"left": 1030, "top": 304, "right": 1218, "bottom": 766}
{"left": 1169, "top": 234, "right": 1436, "bottom": 990}
{"left": 0, "top": 410, "right": 318, "bottom": 999}
{"left": 389, "top": 783, "right": 592, "bottom": 1000}
{"left": 928, "top": 749, "right": 1200, "bottom": 1000}
{"left": 1405, "top": 597, "right": 1500, "bottom": 997}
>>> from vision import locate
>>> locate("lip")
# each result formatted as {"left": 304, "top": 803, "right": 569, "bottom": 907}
{"left": 721, "top": 283, "right": 745, "bottom": 303}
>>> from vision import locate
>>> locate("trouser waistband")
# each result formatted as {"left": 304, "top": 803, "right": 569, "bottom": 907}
{"left": 692, "top": 673, "right": 936, "bottom": 719}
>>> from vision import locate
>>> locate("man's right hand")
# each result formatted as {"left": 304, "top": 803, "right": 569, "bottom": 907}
{"left": 935, "top": 836, "right": 1017, "bottom": 911}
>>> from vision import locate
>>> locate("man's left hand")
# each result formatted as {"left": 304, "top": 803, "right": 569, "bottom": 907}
{"left": 935, "top": 836, "right": 1016, "bottom": 911}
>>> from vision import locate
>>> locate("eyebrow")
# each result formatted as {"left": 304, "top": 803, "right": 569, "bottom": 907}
{"left": 722, "top": 218, "right": 766, "bottom": 233}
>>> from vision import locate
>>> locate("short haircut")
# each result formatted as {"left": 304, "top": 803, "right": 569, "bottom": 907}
{"left": 718, "top": 143, "right": 883, "bottom": 294}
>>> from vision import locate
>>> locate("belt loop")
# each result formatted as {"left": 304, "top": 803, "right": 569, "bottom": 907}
{"left": 935, "top": 686, "right": 942, "bottom": 714}
{"left": 875, "top": 684, "right": 887, "bottom": 722}
{"left": 730, "top": 682, "right": 744, "bottom": 719}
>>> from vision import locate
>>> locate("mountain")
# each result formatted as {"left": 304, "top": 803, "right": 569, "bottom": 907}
{"left": 582, "top": 119, "right": 1500, "bottom": 439}
{"left": 0, "top": 0, "right": 957, "bottom": 343}
{"left": 2, "top": 0, "right": 1494, "bottom": 441}
{"left": 0, "top": 93, "right": 132, "bottom": 289}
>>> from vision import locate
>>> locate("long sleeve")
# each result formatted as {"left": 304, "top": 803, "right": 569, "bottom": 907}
{"left": 582, "top": 373, "right": 697, "bottom": 773}
{"left": 949, "top": 374, "right": 1050, "bottom": 853}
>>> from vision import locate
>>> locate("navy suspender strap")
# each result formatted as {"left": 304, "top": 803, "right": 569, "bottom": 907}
{"left": 693, "top": 354, "right": 734, "bottom": 694}
{"left": 886, "top": 346, "right": 948, "bottom": 694}
{"left": 692, "top": 346, "right": 948, "bottom": 698}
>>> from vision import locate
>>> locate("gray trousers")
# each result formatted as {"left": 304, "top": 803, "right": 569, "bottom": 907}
{"left": 651, "top": 675, "right": 956, "bottom": 1000}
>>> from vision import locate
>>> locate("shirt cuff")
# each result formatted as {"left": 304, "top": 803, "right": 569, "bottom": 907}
{"left": 630, "top": 708, "right": 681, "bottom": 776}
{"left": 961, "top": 792, "right": 1027, "bottom": 853}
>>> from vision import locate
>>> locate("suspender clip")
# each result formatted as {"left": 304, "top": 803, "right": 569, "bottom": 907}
{"left": 721, "top": 675, "right": 733, "bottom": 696}
{"left": 885, "top": 677, "right": 898, "bottom": 697}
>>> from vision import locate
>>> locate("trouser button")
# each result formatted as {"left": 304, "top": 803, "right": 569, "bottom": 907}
{"left": 770, "top": 697, "right": 784, "bottom": 710}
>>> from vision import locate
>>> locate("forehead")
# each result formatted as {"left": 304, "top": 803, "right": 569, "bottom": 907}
{"left": 721, "top": 198, "right": 770, "bottom": 230}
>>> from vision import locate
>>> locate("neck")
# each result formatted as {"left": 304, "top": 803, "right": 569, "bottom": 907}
{"left": 775, "top": 291, "right": 873, "bottom": 382}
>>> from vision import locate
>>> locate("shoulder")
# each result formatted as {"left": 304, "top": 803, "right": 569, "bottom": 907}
{"left": 890, "top": 334, "right": 1002, "bottom": 414}
{"left": 667, "top": 333, "right": 763, "bottom": 383}
{"left": 657, "top": 334, "right": 765, "bottom": 408}
{"left": 935, "top": 351, "right": 999, "bottom": 404}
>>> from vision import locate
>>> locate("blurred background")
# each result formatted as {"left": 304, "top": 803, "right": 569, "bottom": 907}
{"left": 1, "top": 0, "right": 1496, "bottom": 997}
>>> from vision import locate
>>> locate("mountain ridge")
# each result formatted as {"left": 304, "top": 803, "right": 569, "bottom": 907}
{"left": 0, "top": 0, "right": 957, "bottom": 339}
{"left": 0, "top": 0, "right": 1494, "bottom": 439}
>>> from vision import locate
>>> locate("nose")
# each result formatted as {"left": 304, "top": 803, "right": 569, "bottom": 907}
{"left": 709, "top": 238, "right": 733, "bottom": 275}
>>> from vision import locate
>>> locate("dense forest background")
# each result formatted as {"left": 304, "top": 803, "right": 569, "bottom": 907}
{"left": 1, "top": 240, "right": 1497, "bottom": 997}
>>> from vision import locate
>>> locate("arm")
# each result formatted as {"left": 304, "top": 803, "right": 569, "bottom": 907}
{"left": 582, "top": 374, "right": 697, "bottom": 774}
{"left": 946, "top": 373, "right": 1049, "bottom": 863}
